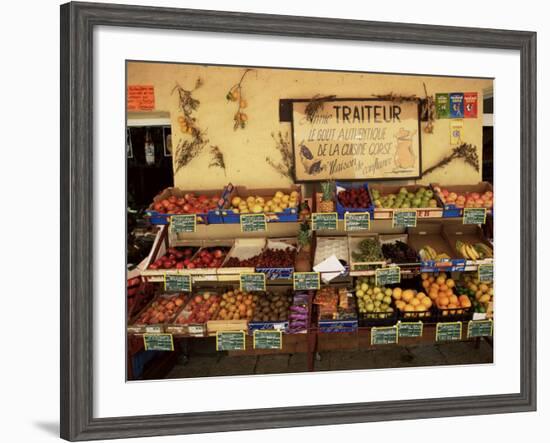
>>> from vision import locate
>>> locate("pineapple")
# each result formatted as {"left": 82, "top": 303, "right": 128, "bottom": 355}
{"left": 319, "top": 181, "right": 335, "bottom": 212}
{"left": 297, "top": 221, "right": 312, "bottom": 253}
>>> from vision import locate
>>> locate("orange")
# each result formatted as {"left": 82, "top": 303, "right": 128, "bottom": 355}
{"left": 411, "top": 298, "right": 421, "bottom": 307}
{"left": 422, "top": 280, "right": 430, "bottom": 290}
{"left": 446, "top": 279, "right": 455, "bottom": 288}
{"left": 449, "top": 295, "right": 458, "bottom": 305}
{"left": 421, "top": 297, "right": 433, "bottom": 308}
{"left": 446, "top": 288, "right": 454, "bottom": 297}
{"left": 421, "top": 272, "right": 429, "bottom": 280}
{"left": 438, "top": 296, "right": 450, "bottom": 307}
{"left": 436, "top": 275, "right": 446, "bottom": 285}
{"left": 429, "top": 289, "right": 439, "bottom": 300}
{"left": 416, "top": 292, "right": 427, "bottom": 300}
{"left": 428, "top": 276, "right": 435, "bottom": 283}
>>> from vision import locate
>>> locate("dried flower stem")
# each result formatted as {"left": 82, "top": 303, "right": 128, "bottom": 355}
{"left": 266, "top": 131, "right": 294, "bottom": 180}
{"left": 226, "top": 69, "right": 254, "bottom": 130}
{"left": 209, "top": 145, "right": 226, "bottom": 174}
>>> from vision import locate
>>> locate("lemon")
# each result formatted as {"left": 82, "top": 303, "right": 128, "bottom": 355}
{"left": 246, "top": 196, "right": 256, "bottom": 205}
{"left": 282, "top": 195, "right": 290, "bottom": 203}
{"left": 231, "top": 197, "right": 242, "bottom": 207}
{"left": 290, "top": 191, "right": 299, "bottom": 199}
{"left": 252, "top": 204, "right": 263, "bottom": 213}
{"left": 275, "top": 191, "right": 284, "bottom": 199}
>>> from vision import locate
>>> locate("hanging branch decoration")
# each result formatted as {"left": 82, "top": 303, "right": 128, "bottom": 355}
{"left": 172, "top": 78, "right": 208, "bottom": 173}
{"left": 305, "top": 94, "right": 337, "bottom": 122}
{"left": 266, "top": 131, "right": 294, "bottom": 180}
{"left": 208, "top": 145, "right": 226, "bottom": 173}
{"left": 372, "top": 89, "right": 436, "bottom": 134}
{"left": 422, "top": 142, "right": 480, "bottom": 177}
{"left": 226, "top": 68, "right": 254, "bottom": 130}
{"left": 421, "top": 83, "right": 436, "bottom": 133}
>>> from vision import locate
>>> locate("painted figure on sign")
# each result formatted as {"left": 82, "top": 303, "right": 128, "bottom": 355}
{"left": 393, "top": 128, "right": 417, "bottom": 170}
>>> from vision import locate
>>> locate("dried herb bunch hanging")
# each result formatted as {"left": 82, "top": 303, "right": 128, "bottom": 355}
{"left": 266, "top": 131, "right": 294, "bottom": 180}
{"left": 422, "top": 142, "right": 480, "bottom": 176}
{"left": 172, "top": 78, "right": 208, "bottom": 173}
{"left": 209, "top": 145, "right": 226, "bottom": 173}
{"left": 305, "top": 94, "right": 336, "bottom": 122}
{"left": 226, "top": 68, "right": 254, "bottom": 130}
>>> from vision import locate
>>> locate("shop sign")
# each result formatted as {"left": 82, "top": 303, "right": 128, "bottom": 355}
{"left": 253, "top": 330, "right": 282, "bottom": 349}
{"left": 143, "top": 333, "right": 174, "bottom": 351}
{"left": 291, "top": 99, "right": 421, "bottom": 181}
{"left": 344, "top": 212, "right": 370, "bottom": 231}
{"left": 127, "top": 85, "right": 155, "bottom": 111}
{"left": 311, "top": 212, "right": 338, "bottom": 231}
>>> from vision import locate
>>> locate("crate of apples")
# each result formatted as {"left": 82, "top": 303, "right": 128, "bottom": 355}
{"left": 135, "top": 294, "right": 186, "bottom": 325}
{"left": 148, "top": 247, "right": 227, "bottom": 270}
{"left": 434, "top": 186, "right": 493, "bottom": 210}
{"left": 336, "top": 183, "right": 372, "bottom": 211}
{"left": 174, "top": 292, "right": 221, "bottom": 325}
{"left": 421, "top": 272, "right": 471, "bottom": 317}
{"left": 151, "top": 193, "right": 221, "bottom": 215}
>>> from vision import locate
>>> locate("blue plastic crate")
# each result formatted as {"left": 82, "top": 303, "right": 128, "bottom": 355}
{"left": 335, "top": 181, "right": 374, "bottom": 219}
{"left": 248, "top": 321, "right": 289, "bottom": 333}
{"left": 318, "top": 319, "right": 358, "bottom": 333}
{"left": 256, "top": 266, "right": 294, "bottom": 280}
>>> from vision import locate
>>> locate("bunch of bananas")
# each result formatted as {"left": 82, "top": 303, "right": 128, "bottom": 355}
{"left": 456, "top": 241, "right": 493, "bottom": 260}
{"left": 418, "top": 245, "right": 451, "bottom": 261}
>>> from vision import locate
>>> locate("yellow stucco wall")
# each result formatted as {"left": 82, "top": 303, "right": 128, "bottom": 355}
{"left": 127, "top": 61, "right": 492, "bottom": 190}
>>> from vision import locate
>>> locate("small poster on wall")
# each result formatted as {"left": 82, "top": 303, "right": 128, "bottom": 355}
{"left": 291, "top": 99, "right": 422, "bottom": 181}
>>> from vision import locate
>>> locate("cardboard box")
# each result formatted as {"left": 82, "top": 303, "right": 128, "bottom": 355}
{"left": 431, "top": 182, "right": 493, "bottom": 217}
{"left": 217, "top": 238, "right": 265, "bottom": 281}
{"left": 145, "top": 186, "right": 227, "bottom": 225}
{"left": 348, "top": 233, "right": 386, "bottom": 273}
{"left": 127, "top": 293, "right": 187, "bottom": 334}
{"left": 369, "top": 184, "right": 443, "bottom": 219}
{"left": 206, "top": 319, "right": 248, "bottom": 336}
{"left": 408, "top": 225, "right": 466, "bottom": 272}
{"left": 220, "top": 184, "right": 301, "bottom": 223}
{"left": 442, "top": 224, "right": 494, "bottom": 266}
{"left": 255, "top": 237, "right": 297, "bottom": 280}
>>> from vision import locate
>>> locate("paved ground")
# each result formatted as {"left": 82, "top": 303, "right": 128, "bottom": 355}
{"left": 165, "top": 340, "right": 493, "bottom": 379}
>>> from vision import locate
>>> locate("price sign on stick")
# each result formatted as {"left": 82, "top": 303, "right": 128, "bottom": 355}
{"left": 344, "top": 212, "right": 370, "bottom": 231}
{"left": 371, "top": 326, "right": 398, "bottom": 345}
{"left": 164, "top": 273, "right": 192, "bottom": 292}
{"left": 393, "top": 210, "right": 417, "bottom": 228}
{"left": 463, "top": 208, "right": 487, "bottom": 225}
{"left": 311, "top": 212, "right": 338, "bottom": 231}
{"left": 436, "top": 322, "right": 462, "bottom": 342}
{"left": 398, "top": 321, "right": 423, "bottom": 338}
{"left": 143, "top": 334, "right": 174, "bottom": 351}
{"left": 467, "top": 320, "right": 493, "bottom": 338}
{"left": 170, "top": 214, "right": 196, "bottom": 233}
{"left": 240, "top": 273, "right": 266, "bottom": 292}
{"left": 216, "top": 331, "right": 246, "bottom": 351}
{"left": 293, "top": 272, "right": 320, "bottom": 290}
{"left": 253, "top": 330, "right": 282, "bottom": 349}
{"left": 375, "top": 267, "right": 401, "bottom": 286}
{"left": 240, "top": 214, "right": 266, "bottom": 232}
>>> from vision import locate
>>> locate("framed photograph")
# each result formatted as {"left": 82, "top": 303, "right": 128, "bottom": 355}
{"left": 61, "top": 1, "right": 536, "bottom": 441}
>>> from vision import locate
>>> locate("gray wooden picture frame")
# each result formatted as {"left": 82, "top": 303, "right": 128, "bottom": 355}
{"left": 60, "top": 1, "right": 537, "bottom": 441}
